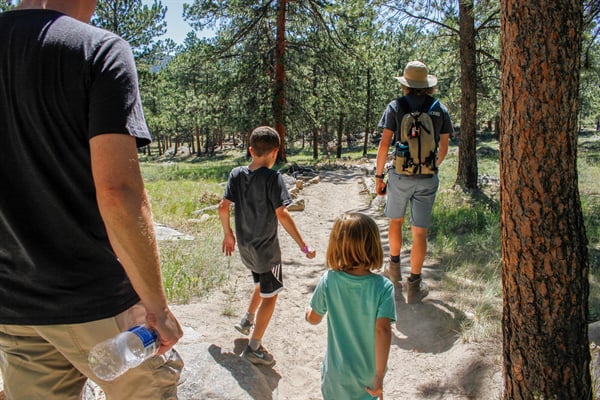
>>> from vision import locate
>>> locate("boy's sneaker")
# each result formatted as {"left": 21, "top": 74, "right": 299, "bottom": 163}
{"left": 234, "top": 319, "right": 253, "bottom": 335}
{"left": 242, "top": 345, "right": 276, "bottom": 366}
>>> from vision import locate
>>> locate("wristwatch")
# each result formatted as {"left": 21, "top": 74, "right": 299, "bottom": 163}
{"left": 375, "top": 174, "right": 385, "bottom": 179}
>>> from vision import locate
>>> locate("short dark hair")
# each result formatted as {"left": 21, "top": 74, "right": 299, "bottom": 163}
{"left": 249, "top": 126, "right": 280, "bottom": 156}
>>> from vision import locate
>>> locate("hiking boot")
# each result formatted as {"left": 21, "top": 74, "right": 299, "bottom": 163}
{"left": 382, "top": 258, "right": 402, "bottom": 286}
{"left": 242, "top": 345, "right": 276, "bottom": 366}
{"left": 234, "top": 318, "right": 253, "bottom": 336}
{"left": 406, "top": 277, "right": 429, "bottom": 304}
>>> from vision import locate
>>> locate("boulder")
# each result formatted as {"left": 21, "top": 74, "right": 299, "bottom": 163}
{"left": 287, "top": 199, "right": 305, "bottom": 212}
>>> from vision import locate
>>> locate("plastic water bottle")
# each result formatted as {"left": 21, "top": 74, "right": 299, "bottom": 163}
{"left": 88, "top": 325, "right": 158, "bottom": 381}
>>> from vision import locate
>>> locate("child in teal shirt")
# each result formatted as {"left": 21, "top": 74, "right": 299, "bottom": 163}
{"left": 306, "top": 213, "right": 396, "bottom": 400}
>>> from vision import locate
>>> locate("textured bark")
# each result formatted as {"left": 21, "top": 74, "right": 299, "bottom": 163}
{"left": 274, "top": 0, "right": 287, "bottom": 162}
{"left": 500, "top": 1, "right": 590, "bottom": 399}
{"left": 456, "top": 0, "right": 478, "bottom": 189}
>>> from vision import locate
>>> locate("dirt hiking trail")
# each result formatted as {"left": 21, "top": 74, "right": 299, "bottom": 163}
{"left": 171, "top": 167, "right": 503, "bottom": 400}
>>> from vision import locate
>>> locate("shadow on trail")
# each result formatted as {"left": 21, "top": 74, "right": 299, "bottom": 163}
{"left": 393, "top": 298, "right": 466, "bottom": 354}
{"left": 416, "top": 357, "right": 492, "bottom": 399}
{"left": 207, "top": 341, "right": 281, "bottom": 400}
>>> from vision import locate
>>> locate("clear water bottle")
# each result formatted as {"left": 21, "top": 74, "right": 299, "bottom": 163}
{"left": 88, "top": 325, "right": 158, "bottom": 381}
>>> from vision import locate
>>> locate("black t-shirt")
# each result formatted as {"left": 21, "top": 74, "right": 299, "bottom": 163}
{"left": 224, "top": 166, "right": 292, "bottom": 273}
{"left": 0, "top": 10, "right": 151, "bottom": 324}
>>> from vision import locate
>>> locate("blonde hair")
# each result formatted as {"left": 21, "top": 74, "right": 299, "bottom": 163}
{"left": 326, "top": 213, "right": 383, "bottom": 272}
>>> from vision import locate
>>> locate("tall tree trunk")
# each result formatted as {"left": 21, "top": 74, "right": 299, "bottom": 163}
{"left": 456, "top": 0, "right": 478, "bottom": 190}
{"left": 195, "top": 123, "right": 201, "bottom": 155}
{"left": 500, "top": 1, "right": 590, "bottom": 399}
{"left": 362, "top": 67, "right": 372, "bottom": 157}
{"left": 321, "top": 123, "right": 329, "bottom": 156}
{"left": 312, "top": 126, "right": 319, "bottom": 160}
{"left": 312, "top": 63, "right": 319, "bottom": 160}
{"left": 111, "top": 0, "right": 118, "bottom": 34}
{"left": 336, "top": 113, "right": 344, "bottom": 159}
{"left": 274, "top": 0, "right": 287, "bottom": 162}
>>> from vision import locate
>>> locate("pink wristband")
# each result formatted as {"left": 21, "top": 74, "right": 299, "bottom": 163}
{"left": 302, "top": 245, "right": 311, "bottom": 254}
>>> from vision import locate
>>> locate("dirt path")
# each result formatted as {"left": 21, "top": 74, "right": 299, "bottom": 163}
{"left": 172, "top": 167, "right": 503, "bottom": 400}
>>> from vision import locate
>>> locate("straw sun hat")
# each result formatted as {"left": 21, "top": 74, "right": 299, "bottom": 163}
{"left": 395, "top": 60, "right": 438, "bottom": 88}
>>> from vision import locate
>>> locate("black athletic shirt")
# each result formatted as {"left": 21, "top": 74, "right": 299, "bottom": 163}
{"left": 0, "top": 10, "right": 151, "bottom": 324}
{"left": 224, "top": 166, "right": 292, "bottom": 273}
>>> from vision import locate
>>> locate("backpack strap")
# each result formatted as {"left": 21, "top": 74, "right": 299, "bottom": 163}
{"left": 393, "top": 97, "right": 409, "bottom": 144}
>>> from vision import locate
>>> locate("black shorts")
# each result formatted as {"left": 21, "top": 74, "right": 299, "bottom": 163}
{"left": 252, "top": 264, "right": 284, "bottom": 297}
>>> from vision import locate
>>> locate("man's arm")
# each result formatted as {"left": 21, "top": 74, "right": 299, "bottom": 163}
{"left": 375, "top": 128, "right": 394, "bottom": 196}
{"left": 436, "top": 133, "right": 450, "bottom": 167}
{"left": 90, "top": 134, "right": 182, "bottom": 355}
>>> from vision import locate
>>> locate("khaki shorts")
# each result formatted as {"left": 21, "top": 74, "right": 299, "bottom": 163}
{"left": 0, "top": 303, "right": 183, "bottom": 400}
{"left": 384, "top": 169, "right": 440, "bottom": 228}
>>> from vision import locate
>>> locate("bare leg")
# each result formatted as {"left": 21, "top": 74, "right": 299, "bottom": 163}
{"left": 410, "top": 226, "right": 428, "bottom": 275}
{"left": 388, "top": 218, "right": 404, "bottom": 257}
{"left": 251, "top": 294, "right": 278, "bottom": 342}
{"left": 246, "top": 284, "right": 262, "bottom": 315}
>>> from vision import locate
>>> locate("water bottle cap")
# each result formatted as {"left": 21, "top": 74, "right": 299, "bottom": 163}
{"left": 128, "top": 325, "right": 158, "bottom": 347}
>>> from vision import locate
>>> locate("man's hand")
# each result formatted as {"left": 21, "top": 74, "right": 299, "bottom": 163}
{"left": 375, "top": 179, "right": 387, "bottom": 196}
{"left": 145, "top": 307, "right": 183, "bottom": 356}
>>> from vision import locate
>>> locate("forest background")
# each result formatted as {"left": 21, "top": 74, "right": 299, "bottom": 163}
{"left": 1, "top": 0, "right": 600, "bottom": 398}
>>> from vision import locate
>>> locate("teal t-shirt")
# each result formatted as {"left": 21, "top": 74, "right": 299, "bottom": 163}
{"left": 310, "top": 270, "right": 396, "bottom": 400}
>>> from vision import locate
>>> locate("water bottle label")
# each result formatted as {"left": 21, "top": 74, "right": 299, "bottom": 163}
{"left": 128, "top": 325, "right": 157, "bottom": 348}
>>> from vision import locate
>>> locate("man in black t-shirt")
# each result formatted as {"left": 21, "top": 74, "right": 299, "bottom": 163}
{"left": 0, "top": 1, "right": 183, "bottom": 398}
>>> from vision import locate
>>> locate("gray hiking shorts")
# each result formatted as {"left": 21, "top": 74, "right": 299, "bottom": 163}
{"left": 384, "top": 170, "right": 439, "bottom": 228}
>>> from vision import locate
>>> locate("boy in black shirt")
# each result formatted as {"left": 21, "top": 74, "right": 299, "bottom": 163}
{"left": 219, "top": 126, "right": 316, "bottom": 366}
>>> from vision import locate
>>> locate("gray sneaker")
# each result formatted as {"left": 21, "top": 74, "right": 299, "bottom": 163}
{"left": 406, "top": 278, "right": 429, "bottom": 304}
{"left": 234, "top": 319, "right": 253, "bottom": 335}
{"left": 242, "top": 345, "right": 276, "bottom": 366}
{"left": 382, "top": 258, "right": 402, "bottom": 286}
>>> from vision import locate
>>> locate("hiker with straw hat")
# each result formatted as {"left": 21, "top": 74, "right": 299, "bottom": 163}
{"left": 374, "top": 60, "right": 454, "bottom": 304}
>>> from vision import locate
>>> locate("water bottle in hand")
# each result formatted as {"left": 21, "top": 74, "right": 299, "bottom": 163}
{"left": 88, "top": 325, "right": 158, "bottom": 381}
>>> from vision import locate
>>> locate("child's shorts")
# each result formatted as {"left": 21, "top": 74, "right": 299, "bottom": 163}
{"left": 252, "top": 264, "right": 284, "bottom": 297}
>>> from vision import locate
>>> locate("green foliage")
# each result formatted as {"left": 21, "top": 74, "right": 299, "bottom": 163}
{"left": 142, "top": 164, "right": 229, "bottom": 303}
{"left": 579, "top": 131, "right": 600, "bottom": 319}
{"left": 0, "top": 0, "right": 14, "bottom": 12}
{"left": 91, "top": 0, "right": 167, "bottom": 56}
{"left": 142, "top": 158, "right": 241, "bottom": 183}
{"left": 158, "top": 219, "right": 227, "bottom": 303}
